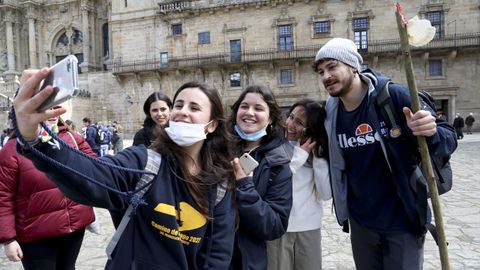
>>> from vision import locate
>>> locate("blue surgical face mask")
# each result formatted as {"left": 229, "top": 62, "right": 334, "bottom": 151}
{"left": 234, "top": 124, "right": 267, "bottom": 142}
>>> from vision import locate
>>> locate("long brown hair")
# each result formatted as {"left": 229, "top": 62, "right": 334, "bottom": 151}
{"left": 228, "top": 84, "right": 285, "bottom": 156}
{"left": 151, "top": 82, "right": 234, "bottom": 216}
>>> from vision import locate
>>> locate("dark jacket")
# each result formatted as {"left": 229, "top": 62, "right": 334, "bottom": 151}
{"left": 133, "top": 119, "right": 157, "bottom": 147}
{"left": 324, "top": 69, "right": 457, "bottom": 235}
{"left": 465, "top": 115, "right": 475, "bottom": 126}
{"left": 0, "top": 127, "right": 95, "bottom": 244}
{"left": 19, "top": 143, "right": 235, "bottom": 270}
{"left": 85, "top": 124, "right": 100, "bottom": 151}
{"left": 453, "top": 117, "right": 465, "bottom": 128}
{"left": 231, "top": 136, "right": 293, "bottom": 270}
{"left": 133, "top": 128, "right": 155, "bottom": 147}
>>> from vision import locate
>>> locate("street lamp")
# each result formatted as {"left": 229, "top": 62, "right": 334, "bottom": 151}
{"left": 447, "top": 19, "right": 456, "bottom": 46}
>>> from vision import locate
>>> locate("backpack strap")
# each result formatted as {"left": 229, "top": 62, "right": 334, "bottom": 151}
{"left": 106, "top": 149, "right": 162, "bottom": 259}
{"left": 373, "top": 81, "right": 395, "bottom": 173}
{"left": 376, "top": 82, "right": 446, "bottom": 244}
{"left": 375, "top": 81, "right": 398, "bottom": 128}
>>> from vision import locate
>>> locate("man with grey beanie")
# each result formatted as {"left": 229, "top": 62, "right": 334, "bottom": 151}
{"left": 313, "top": 38, "right": 457, "bottom": 270}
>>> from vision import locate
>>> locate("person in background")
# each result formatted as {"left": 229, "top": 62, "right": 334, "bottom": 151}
{"left": 64, "top": 119, "right": 76, "bottom": 133}
{"left": 82, "top": 117, "right": 100, "bottom": 156}
{"left": 0, "top": 107, "right": 96, "bottom": 270}
{"left": 13, "top": 73, "right": 236, "bottom": 269}
{"left": 465, "top": 113, "right": 475, "bottom": 134}
{"left": 453, "top": 113, "right": 465, "bottom": 139}
{"left": 267, "top": 98, "right": 331, "bottom": 270}
{"left": 228, "top": 85, "right": 293, "bottom": 270}
{"left": 96, "top": 121, "right": 111, "bottom": 157}
{"left": 110, "top": 121, "right": 124, "bottom": 154}
{"left": 313, "top": 37, "right": 456, "bottom": 270}
{"left": 133, "top": 92, "right": 172, "bottom": 147}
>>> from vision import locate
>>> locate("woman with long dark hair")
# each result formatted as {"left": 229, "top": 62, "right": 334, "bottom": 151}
{"left": 228, "top": 85, "right": 293, "bottom": 270}
{"left": 133, "top": 91, "right": 172, "bottom": 147}
{"left": 12, "top": 70, "right": 236, "bottom": 270}
{"left": 267, "top": 99, "right": 331, "bottom": 270}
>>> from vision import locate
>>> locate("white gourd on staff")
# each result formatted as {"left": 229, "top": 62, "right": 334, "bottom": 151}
{"left": 406, "top": 15, "right": 436, "bottom": 47}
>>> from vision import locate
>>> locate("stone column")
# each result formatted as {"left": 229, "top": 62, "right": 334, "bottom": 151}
{"left": 28, "top": 17, "right": 38, "bottom": 68}
{"left": 80, "top": 1, "right": 91, "bottom": 72}
{"left": 449, "top": 96, "right": 456, "bottom": 125}
{"left": 5, "top": 15, "right": 16, "bottom": 72}
{"left": 89, "top": 11, "right": 96, "bottom": 67}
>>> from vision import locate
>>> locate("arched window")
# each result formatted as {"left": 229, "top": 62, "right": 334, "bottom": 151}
{"left": 73, "top": 30, "right": 83, "bottom": 44}
{"left": 57, "top": 33, "right": 69, "bottom": 47}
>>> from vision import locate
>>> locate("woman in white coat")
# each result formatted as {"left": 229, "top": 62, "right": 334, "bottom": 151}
{"left": 267, "top": 98, "right": 331, "bottom": 270}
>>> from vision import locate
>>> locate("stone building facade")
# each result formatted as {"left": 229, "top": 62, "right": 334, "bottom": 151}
{"left": 1, "top": 0, "right": 479, "bottom": 136}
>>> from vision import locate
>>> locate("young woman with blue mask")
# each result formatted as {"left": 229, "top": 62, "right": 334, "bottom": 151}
{"left": 228, "top": 85, "right": 293, "bottom": 270}
{"left": 12, "top": 71, "right": 236, "bottom": 270}
{"left": 267, "top": 99, "right": 331, "bottom": 270}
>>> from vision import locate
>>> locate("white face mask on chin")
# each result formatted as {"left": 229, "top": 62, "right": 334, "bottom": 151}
{"left": 165, "top": 120, "right": 213, "bottom": 146}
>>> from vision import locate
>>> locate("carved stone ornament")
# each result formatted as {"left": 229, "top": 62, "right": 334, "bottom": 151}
{"left": 60, "top": 4, "right": 68, "bottom": 13}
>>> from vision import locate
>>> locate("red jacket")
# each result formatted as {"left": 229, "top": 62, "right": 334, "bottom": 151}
{"left": 0, "top": 125, "right": 96, "bottom": 243}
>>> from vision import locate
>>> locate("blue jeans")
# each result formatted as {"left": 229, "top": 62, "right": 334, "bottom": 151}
{"left": 100, "top": 144, "right": 109, "bottom": 157}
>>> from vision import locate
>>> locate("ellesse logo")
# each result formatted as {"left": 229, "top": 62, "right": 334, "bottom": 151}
{"left": 355, "top": 123, "right": 373, "bottom": 135}
{"left": 338, "top": 123, "right": 381, "bottom": 148}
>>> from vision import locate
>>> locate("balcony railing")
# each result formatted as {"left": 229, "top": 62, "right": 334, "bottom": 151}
{"left": 112, "top": 32, "right": 480, "bottom": 74}
{"left": 367, "top": 32, "right": 480, "bottom": 54}
{"left": 158, "top": 1, "right": 192, "bottom": 13}
{"left": 113, "top": 45, "right": 321, "bottom": 74}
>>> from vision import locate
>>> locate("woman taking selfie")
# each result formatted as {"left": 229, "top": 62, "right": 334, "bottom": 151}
{"left": 228, "top": 85, "right": 293, "bottom": 270}
{"left": 267, "top": 99, "right": 331, "bottom": 270}
{"left": 13, "top": 71, "right": 236, "bottom": 270}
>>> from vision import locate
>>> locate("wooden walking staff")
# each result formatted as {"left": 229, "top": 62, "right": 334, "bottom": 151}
{"left": 394, "top": 3, "right": 450, "bottom": 270}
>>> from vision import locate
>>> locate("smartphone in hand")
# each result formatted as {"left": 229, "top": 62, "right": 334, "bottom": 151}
{"left": 239, "top": 153, "right": 259, "bottom": 175}
{"left": 36, "top": 55, "right": 79, "bottom": 112}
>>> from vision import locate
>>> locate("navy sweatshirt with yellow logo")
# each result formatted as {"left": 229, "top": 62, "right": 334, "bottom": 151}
{"left": 20, "top": 144, "right": 235, "bottom": 270}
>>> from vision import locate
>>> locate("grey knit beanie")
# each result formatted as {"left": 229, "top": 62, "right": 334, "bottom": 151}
{"left": 315, "top": 38, "right": 363, "bottom": 71}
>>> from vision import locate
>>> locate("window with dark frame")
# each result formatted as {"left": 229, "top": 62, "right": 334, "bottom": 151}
{"left": 198, "top": 32, "right": 210, "bottom": 45}
{"left": 314, "top": 21, "right": 330, "bottom": 34}
{"left": 280, "top": 69, "right": 293, "bottom": 85}
{"left": 353, "top": 17, "right": 369, "bottom": 52}
{"left": 172, "top": 23, "right": 183, "bottom": 35}
{"left": 426, "top": 11, "right": 443, "bottom": 39}
{"left": 278, "top": 25, "right": 293, "bottom": 51}
{"left": 429, "top": 59, "right": 443, "bottom": 77}
{"left": 230, "top": 72, "right": 241, "bottom": 87}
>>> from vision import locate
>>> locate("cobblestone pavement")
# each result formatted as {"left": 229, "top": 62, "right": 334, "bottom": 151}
{"left": 2, "top": 134, "right": 480, "bottom": 269}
